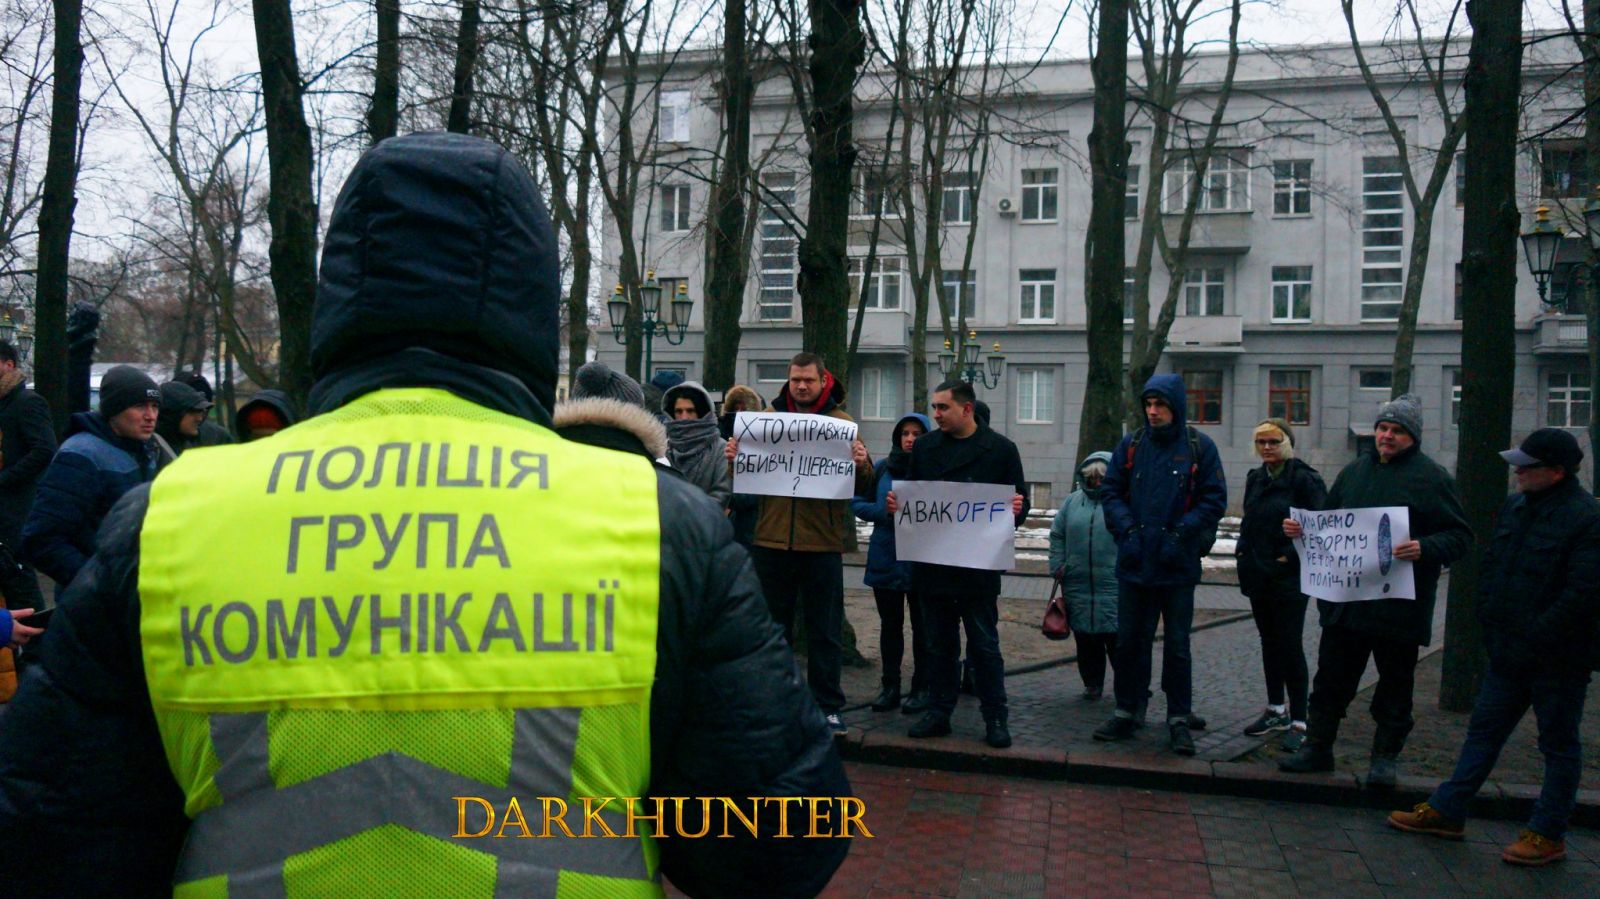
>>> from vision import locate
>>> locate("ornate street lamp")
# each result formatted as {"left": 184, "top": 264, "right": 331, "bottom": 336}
{"left": 607, "top": 269, "right": 692, "bottom": 378}
{"left": 1520, "top": 205, "right": 1564, "bottom": 305}
{"left": 937, "top": 330, "right": 1004, "bottom": 389}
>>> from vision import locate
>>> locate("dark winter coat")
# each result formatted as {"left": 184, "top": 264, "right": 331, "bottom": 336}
{"left": 663, "top": 381, "right": 732, "bottom": 507}
{"left": 852, "top": 413, "right": 932, "bottom": 592}
{"left": 0, "top": 132, "right": 848, "bottom": 899}
{"left": 1101, "top": 373, "right": 1228, "bottom": 587}
{"left": 1476, "top": 476, "right": 1600, "bottom": 673}
{"left": 906, "top": 423, "right": 1027, "bottom": 597}
{"left": 0, "top": 370, "right": 56, "bottom": 546}
{"left": 1048, "top": 452, "right": 1119, "bottom": 635}
{"left": 1236, "top": 458, "right": 1327, "bottom": 597}
{"left": 20, "top": 412, "right": 157, "bottom": 587}
{"left": 1318, "top": 443, "right": 1472, "bottom": 646}
{"left": 750, "top": 375, "right": 874, "bottom": 553}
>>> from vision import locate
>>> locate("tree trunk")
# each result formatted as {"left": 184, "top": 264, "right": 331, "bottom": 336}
{"left": 1078, "top": 0, "right": 1130, "bottom": 464}
{"left": 33, "top": 0, "right": 83, "bottom": 437}
{"left": 702, "top": 0, "right": 751, "bottom": 392}
{"left": 367, "top": 0, "right": 401, "bottom": 143}
{"left": 1390, "top": 201, "right": 1438, "bottom": 395}
{"left": 1585, "top": 0, "right": 1600, "bottom": 495}
{"left": 1440, "top": 0, "right": 1521, "bottom": 711}
{"left": 797, "top": 0, "right": 864, "bottom": 374}
{"left": 447, "top": 0, "right": 480, "bottom": 134}
{"left": 252, "top": 0, "right": 319, "bottom": 411}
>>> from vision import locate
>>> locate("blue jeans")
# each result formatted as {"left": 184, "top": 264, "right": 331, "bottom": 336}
{"left": 1429, "top": 659, "right": 1590, "bottom": 839}
{"left": 1112, "top": 583, "right": 1194, "bottom": 720}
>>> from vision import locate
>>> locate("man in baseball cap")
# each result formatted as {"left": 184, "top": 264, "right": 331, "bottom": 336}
{"left": 1390, "top": 427, "right": 1600, "bottom": 865}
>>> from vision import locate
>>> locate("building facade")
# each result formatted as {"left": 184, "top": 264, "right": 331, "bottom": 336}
{"left": 596, "top": 37, "right": 1591, "bottom": 512}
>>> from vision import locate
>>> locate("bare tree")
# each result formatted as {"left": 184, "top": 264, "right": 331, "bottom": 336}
{"left": 0, "top": 1, "right": 51, "bottom": 296}
{"left": 368, "top": 0, "right": 400, "bottom": 142}
{"left": 700, "top": 0, "right": 752, "bottom": 391}
{"left": 34, "top": 0, "right": 84, "bottom": 434}
{"left": 446, "top": 0, "right": 479, "bottom": 132}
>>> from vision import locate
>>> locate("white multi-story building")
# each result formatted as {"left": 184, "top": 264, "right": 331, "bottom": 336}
{"left": 597, "top": 36, "right": 1590, "bottom": 511}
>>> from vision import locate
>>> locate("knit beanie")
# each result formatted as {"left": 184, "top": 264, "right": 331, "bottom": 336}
{"left": 99, "top": 365, "right": 161, "bottom": 419}
{"left": 571, "top": 361, "right": 646, "bottom": 409}
{"left": 1374, "top": 393, "right": 1424, "bottom": 441}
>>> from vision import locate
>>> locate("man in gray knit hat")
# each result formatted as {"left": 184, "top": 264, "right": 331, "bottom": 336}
{"left": 1280, "top": 394, "right": 1472, "bottom": 786}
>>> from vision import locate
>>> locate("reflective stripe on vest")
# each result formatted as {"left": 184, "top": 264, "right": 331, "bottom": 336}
{"left": 139, "top": 389, "right": 662, "bottom": 897}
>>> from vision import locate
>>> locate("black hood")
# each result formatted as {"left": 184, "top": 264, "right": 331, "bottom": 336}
{"left": 312, "top": 132, "right": 562, "bottom": 413}
{"left": 234, "top": 390, "right": 298, "bottom": 441}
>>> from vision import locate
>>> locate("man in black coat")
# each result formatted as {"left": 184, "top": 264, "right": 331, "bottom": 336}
{"left": 0, "top": 341, "right": 55, "bottom": 611}
{"left": 887, "top": 379, "right": 1026, "bottom": 748}
{"left": 1389, "top": 428, "right": 1600, "bottom": 866}
{"left": 1281, "top": 394, "right": 1472, "bottom": 785}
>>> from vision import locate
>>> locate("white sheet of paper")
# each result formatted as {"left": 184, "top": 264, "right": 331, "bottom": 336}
{"left": 891, "top": 480, "right": 1016, "bottom": 571}
{"left": 730, "top": 411, "right": 858, "bottom": 500}
{"left": 1290, "top": 506, "right": 1416, "bottom": 602}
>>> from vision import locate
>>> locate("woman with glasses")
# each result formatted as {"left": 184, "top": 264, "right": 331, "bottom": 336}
{"left": 1235, "top": 418, "right": 1326, "bottom": 751}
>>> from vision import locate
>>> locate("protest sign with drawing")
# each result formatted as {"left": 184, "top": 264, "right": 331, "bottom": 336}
{"left": 891, "top": 480, "right": 1016, "bottom": 570}
{"left": 1289, "top": 506, "right": 1415, "bottom": 602}
{"left": 730, "top": 411, "right": 859, "bottom": 500}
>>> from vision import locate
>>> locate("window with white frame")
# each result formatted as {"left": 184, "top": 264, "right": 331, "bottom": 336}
{"left": 849, "top": 256, "right": 903, "bottom": 310}
{"left": 1449, "top": 368, "right": 1462, "bottom": 427}
{"left": 1270, "top": 265, "right": 1312, "bottom": 322}
{"left": 1541, "top": 139, "right": 1588, "bottom": 200}
{"left": 1163, "top": 150, "right": 1250, "bottom": 213}
{"left": 856, "top": 364, "right": 904, "bottom": 420}
{"left": 1123, "top": 268, "right": 1136, "bottom": 321}
{"left": 1272, "top": 160, "right": 1312, "bottom": 215}
{"left": 1548, "top": 370, "right": 1591, "bottom": 428}
{"left": 1015, "top": 368, "right": 1055, "bottom": 423}
{"left": 942, "top": 171, "right": 974, "bottom": 224}
{"left": 659, "top": 90, "right": 691, "bottom": 142}
{"left": 1182, "top": 267, "right": 1225, "bottom": 316}
{"left": 659, "top": 185, "right": 690, "bottom": 232}
{"left": 757, "top": 175, "right": 797, "bottom": 320}
{"left": 754, "top": 362, "right": 789, "bottom": 394}
{"left": 1361, "top": 157, "right": 1405, "bottom": 322}
{"left": 941, "top": 270, "right": 977, "bottom": 320}
{"left": 1021, "top": 168, "right": 1059, "bottom": 221}
{"left": 1019, "top": 268, "right": 1057, "bottom": 322}
{"left": 1125, "top": 164, "right": 1141, "bottom": 219}
{"left": 852, "top": 168, "right": 900, "bottom": 218}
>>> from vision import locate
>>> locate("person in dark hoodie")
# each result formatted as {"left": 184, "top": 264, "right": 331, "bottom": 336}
{"left": 177, "top": 372, "right": 233, "bottom": 446}
{"left": 233, "top": 389, "right": 297, "bottom": 442}
{"left": 555, "top": 360, "right": 668, "bottom": 462}
{"left": 1092, "top": 373, "right": 1227, "bottom": 756}
{"left": 0, "top": 133, "right": 848, "bottom": 898}
{"left": 0, "top": 341, "right": 55, "bottom": 611}
{"left": 719, "top": 385, "right": 764, "bottom": 547}
{"left": 664, "top": 380, "right": 732, "bottom": 507}
{"left": 1235, "top": 418, "right": 1326, "bottom": 753}
{"left": 851, "top": 412, "right": 932, "bottom": 713}
{"left": 1281, "top": 394, "right": 1471, "bottom": 787}
{"left": 20, "top": 364, "right": 161, "bottom": 589}
{"left": 153, "top": 380, "right": 214, "bottom": 462}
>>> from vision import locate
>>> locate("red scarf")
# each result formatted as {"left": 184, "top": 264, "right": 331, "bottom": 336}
{"left": 784, "top": 370, "right": 835, "bottom": 414}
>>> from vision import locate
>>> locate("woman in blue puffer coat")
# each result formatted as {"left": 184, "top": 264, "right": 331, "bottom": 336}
{"left": 1049, "top": 451, "right": 1120, "bottom": 700}
{"left": 852, "top": 412, "right": 931, "bottom": 713}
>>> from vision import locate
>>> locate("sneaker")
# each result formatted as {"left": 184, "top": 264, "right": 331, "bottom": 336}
{"left": 1386, "top": 802, "right": 1464, "bottom": 840}
{"left": 1244, "top": 710, "right": 1291, "bottom": 736}
{"left": 1093, "top": 715, "right": 1138, "bottom": 742}
{"left": 1281, "top": 726, "right": 1307, "bottom": 753}
{"left": 1169, "top": 722, "right": 1196, "bottom": 756}
{"left": 984, "top": 718, "right": 1012, "bottom": 749}
{"left": 870, "top": 685, "right": 902, "bottom": 712}
{"left": 1367, "top": 754, "right": 1398, "bottom": 789}
{"left": 825, "top": 713, "right": 847, "bottom": 737}
{"left": 908, "top": 711, "right": 951, "bottom": 739}
{"left": 901, "top": 690, "right": 930, "bottom": 715}
{"left": 1502, "top": 829, "right": 1566, "bottom": 866}
{"left": 1279, "top": 742, "right": 1335, "bottom": 773}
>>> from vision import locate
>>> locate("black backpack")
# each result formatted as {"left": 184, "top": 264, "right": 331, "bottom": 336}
{"left": 1124, "top": 425, "right": 1218, "bottom": 556}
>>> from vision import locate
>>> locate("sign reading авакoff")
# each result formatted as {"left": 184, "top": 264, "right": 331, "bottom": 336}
{"left": 892, "top": 480, "right": 1016, "bottom": 571}
{"left": 1289, "top": 506, "right": 1415, "bottom": 603}
{"left": 731, "top": 411, "right": 858, "bottom": 500}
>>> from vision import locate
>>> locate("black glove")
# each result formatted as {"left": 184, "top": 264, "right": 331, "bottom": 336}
{"left": 1158, "top": 529, "right": 1188, "bottom": 570}
{"left": 1116, "top": 531, "right": 1143, "bottom": 572}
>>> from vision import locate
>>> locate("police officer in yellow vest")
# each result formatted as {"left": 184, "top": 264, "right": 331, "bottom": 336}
{"left": 0, "top": 133, "right": 850, "bottom": 897}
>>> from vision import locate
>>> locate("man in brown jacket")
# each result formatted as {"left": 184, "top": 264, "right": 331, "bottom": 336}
{"left": 726, "top": 352, "right": 872, "bottom": 734}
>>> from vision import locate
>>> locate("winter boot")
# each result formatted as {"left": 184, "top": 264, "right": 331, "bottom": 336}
{"left": 870, "top": 684, "right": 902, "bottom": 712}
{"left": 1367, "top": 754, "right": 1399, "bottom": 789}
{"left": 984, "top": 713, "right": 1012, "bottom": 749}
{"left": 1279, "top": 738, "right": 1335, "bottom": 773}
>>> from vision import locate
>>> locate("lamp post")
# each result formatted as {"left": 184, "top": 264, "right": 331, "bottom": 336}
{"left": 936, "top": 329, "right": 1005, "bottom": 389}
{"left": 606, "top": 270, "right": 692, "bottom": 379}
{"left": 1520, "top": 205, "right": 1565, "bottom": 306}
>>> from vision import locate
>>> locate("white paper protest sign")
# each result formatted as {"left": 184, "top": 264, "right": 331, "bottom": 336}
{"left": 731, "top": 411, "right": 859, "bottom": 500}
{"left": 1290, "top": 506, "right": 1415, "bottom": 603}
{"left": 891, "top": 480, "right": 1016, "bottom": 571}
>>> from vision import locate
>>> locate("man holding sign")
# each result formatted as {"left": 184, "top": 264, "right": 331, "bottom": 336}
{"left": 724, "top": 352, "right": 872, "bottom": 735}
{"left": 1280, "top": 394, "right": 1471, "bottom": 786}
{"left": 887, "top": 380, "right": 1026, "bottom": 748}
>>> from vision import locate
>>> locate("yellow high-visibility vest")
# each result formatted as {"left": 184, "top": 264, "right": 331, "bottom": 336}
{"left": 139, "top": 388, "right": 662, "bottom": 897}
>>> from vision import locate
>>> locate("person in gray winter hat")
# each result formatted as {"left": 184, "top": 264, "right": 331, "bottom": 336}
{"left": 571, "top": 360, "right": 646, "bottom": 408}
{"left": 1375, "top": 393, "right": 1424, "bottom": 443}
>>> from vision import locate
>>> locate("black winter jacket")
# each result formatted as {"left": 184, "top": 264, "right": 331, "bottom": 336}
{"left": 0, "top": 371, "right": 56, "bottom": 546}
{"left": 1236, "top": 458, "right": 1327, "bottom": 597}
{"left": 907, "top": 425, "right": 1027, "bottom": 597}
{"left": 1476, "top": 476, "right": 1600, "bottom": 674}
{"left": 1318, "top": 444, "right": 1472, "bottom": 646}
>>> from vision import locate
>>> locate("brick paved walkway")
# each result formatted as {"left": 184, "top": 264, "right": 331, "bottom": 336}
{"left": 814, "top": 761, "right": 1600, "bottom": 897}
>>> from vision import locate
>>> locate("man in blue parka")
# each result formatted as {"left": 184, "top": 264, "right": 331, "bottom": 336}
{"left": 1092, "top": 374, "right": 1226, "bottom": 755}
